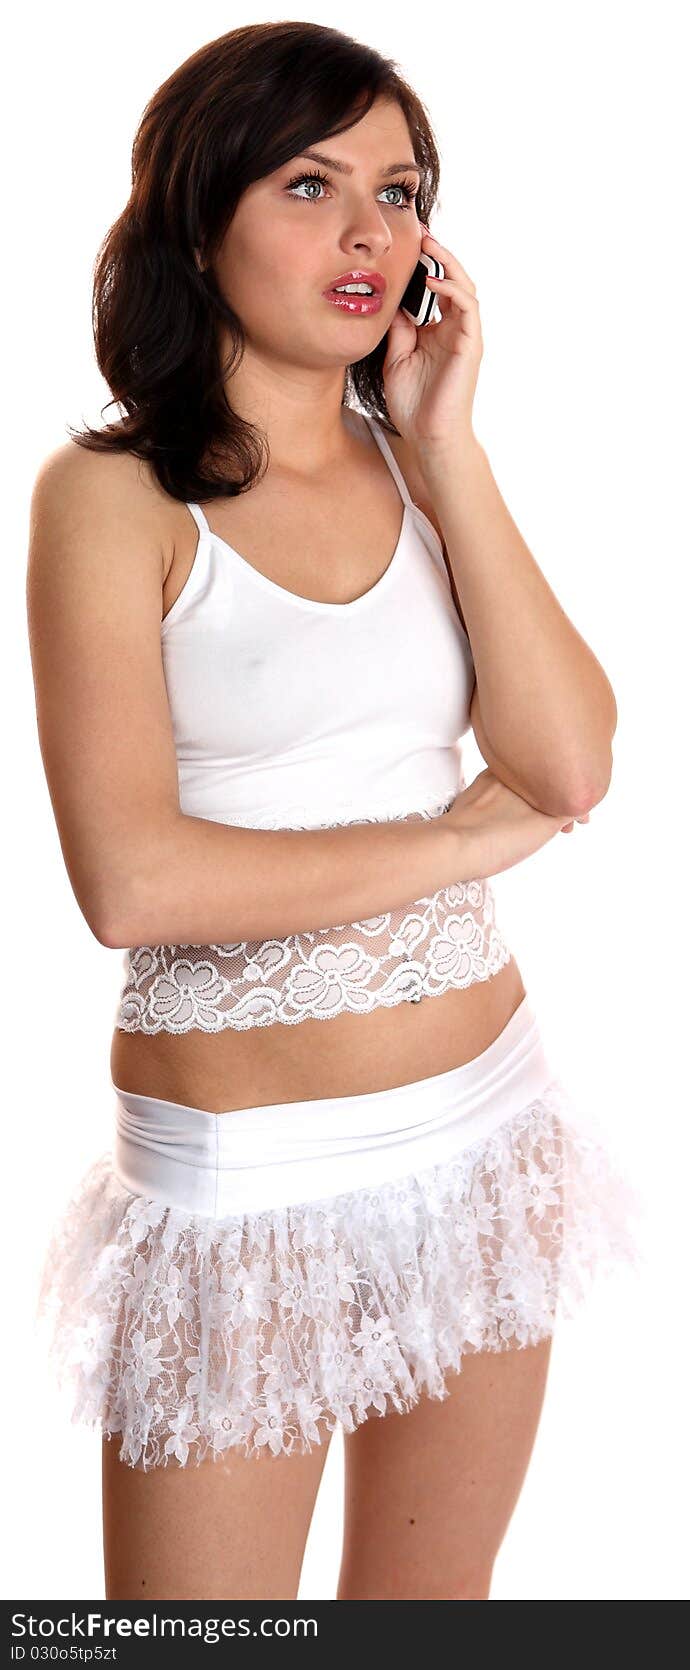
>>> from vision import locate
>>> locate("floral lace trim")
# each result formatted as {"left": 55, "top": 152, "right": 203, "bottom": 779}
{"left": 115, "top": 797, "right": 514, "bottom": 1033}
{"left": 34, "top": 1080, "right": 644, "bottom": 1468}
{"left": 115, "top": 877, "right": 512, "bottom": 1033}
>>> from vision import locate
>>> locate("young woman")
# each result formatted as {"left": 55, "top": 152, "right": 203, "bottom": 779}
{"left": 27, "top": 22, "right": 640, "bottom": 1601}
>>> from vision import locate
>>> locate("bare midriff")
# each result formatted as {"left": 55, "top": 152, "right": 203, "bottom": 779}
{"left": 109, "top": 958, "right": 527, "bottom": 1113}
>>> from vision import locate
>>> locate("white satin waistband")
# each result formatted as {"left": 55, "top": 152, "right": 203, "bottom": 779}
{"left": 112, "top": 993, "right": 557, "bottom": 1217}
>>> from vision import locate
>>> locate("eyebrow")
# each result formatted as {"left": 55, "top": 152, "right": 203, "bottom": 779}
{"left": 293, "top": 149, "right": 421, "bottom": 179}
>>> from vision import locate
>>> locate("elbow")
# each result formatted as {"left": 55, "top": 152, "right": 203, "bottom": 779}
{"left": 68, "top": 825, "right": 172, "bottom": 950}
{"left": 97, "top": 885, "right": 149, "bottom": 950}
{"left": 88, "top": 824, "right": 174, "bottom": 949}
{"left": 564, "top": 753, "right": 614, "bottom": 817}
{"left": 561, "top": 679, "right": 618, "bottom": 812}
{"left": 524, "top": 747, "right": 614, "bottom": 818}
{"left": 477, "top": 750, "right": 614, "bottom": 820}
{"left": 90, "top": 899, "right": 130, "bottom": 950}
{"left": 95, "top": 918, "right": 129, "bottom": 951}
{"left": 89, "top": 880, "right": 139, "bottom": 951}
{"left": 68, "top": 881, "right": 128, "bottom": 951}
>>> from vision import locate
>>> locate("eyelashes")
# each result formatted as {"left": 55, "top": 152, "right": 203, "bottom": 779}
{"left": 285, "top": 168, "right": 418, "bottom": 211}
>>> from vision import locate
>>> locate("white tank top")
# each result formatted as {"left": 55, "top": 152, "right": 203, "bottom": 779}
{"left": 160, "top": 410, "right": 473, "bottom": 828}
{"left": 115, "top": 410, "right": 513, "bottom": 1033}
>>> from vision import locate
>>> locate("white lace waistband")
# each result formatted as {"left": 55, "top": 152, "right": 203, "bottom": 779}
{"left": 112, "top": 993, "right": 557, "bottom": 1217}
{"left": 114, "top": 801, "right": 515, "bottom": 1036}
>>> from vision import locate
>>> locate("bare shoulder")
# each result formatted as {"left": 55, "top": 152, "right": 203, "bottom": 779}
{"left": 29, "top": 439, "right": 176, "bottom": 580}
{"left": 32, "top": 436, "right": 170, "bottom": 509}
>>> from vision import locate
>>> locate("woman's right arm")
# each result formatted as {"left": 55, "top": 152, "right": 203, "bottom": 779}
{"left": 26, "top": 446, "right": 569, "bottom": 951}
{"left": 24, "top": 444, "right": 469, "bottom": 948}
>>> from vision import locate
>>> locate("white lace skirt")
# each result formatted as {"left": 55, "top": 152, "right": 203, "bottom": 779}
{"left": 34, "top": 995, "right": 642, "bottom": 1470}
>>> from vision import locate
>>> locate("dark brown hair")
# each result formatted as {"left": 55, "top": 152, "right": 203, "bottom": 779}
{"left": 68, "top": 21, "right": 442, "bottom": 503}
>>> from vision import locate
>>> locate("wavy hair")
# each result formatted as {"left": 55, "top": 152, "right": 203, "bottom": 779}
{"left": 67, "top": 21, "right": 442, "bottom": 502}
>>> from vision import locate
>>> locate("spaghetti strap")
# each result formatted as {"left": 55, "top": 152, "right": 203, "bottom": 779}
{"left": 186, "top": 502, "right": 211, "bottom": 538}
{"left": 360, "top": 411, "right": 415, "bottom": 510}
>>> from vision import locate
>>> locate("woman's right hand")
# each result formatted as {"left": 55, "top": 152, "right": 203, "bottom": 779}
{"left": 442, "top": 767, "right": 589, "bottom": 879}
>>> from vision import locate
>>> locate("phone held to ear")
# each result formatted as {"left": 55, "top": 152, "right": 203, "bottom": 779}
{"left": 401, "top": 249, "right": 445, "bottom": 326}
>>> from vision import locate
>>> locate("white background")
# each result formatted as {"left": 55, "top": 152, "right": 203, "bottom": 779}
{"left": 3, "top": 0, "right": 688, "bottom": 1602}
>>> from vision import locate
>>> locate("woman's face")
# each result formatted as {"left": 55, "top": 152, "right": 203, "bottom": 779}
{"left": 208, "top": 96, "right": 423, "bottom": 367}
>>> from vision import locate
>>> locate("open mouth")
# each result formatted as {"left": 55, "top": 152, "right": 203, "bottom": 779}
{"left": 322, "top": 288, "right": 384, "bottom": 314}
{"left": 322, "top": 271, "right": 386, "bottom": 312}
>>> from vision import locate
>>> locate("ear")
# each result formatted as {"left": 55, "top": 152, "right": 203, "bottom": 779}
{"left": 193, "top": 247, "right": 206, "bottom": 274}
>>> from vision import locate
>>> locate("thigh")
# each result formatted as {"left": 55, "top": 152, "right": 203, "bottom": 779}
{"left": 102, "top": 1427, "right": 334, "bottom": 1601}
{"left": 337, "top": 1337, "right": 552, "bottom": 1600}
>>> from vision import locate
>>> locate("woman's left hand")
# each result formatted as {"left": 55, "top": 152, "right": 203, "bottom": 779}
{"left": 382, "top": 226, "right": 483, "bottom": 457}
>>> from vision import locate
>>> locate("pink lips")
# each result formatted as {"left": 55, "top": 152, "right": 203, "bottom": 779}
{"left": 323, "top": 270, "right": 386, "bottom": 296}
{"left": 322, "top": 290, "right": 384, "bottom": 315}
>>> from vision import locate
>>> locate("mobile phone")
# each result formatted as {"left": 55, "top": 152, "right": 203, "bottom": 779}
{"left": 401, "top": 250, "right": 445, "bottom": 326}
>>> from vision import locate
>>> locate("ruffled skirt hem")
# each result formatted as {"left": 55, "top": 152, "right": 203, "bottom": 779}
{"left": 34, "top": 1077, "right": 643, "bottom": 1469}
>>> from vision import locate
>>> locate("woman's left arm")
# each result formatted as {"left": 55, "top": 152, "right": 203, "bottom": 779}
{"left": 419, "top": 438, "right": 618, "bottom": 819}
{"left": 383, "top": 224, "right": 617, "bottom": 821}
